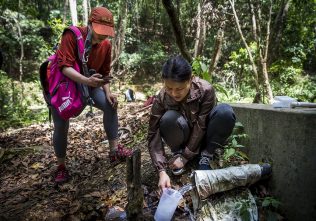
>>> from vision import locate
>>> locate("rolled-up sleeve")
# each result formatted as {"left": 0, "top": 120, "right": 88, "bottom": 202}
{"left": 56, "top": 31, "right": 77, "bottom": 69}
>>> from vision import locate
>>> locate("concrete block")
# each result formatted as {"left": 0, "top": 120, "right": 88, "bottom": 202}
{"left": 230, "top": 103, "right": 316, "bottom": 221}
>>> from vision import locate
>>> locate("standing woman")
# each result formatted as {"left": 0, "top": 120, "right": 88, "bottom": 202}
{"left": 51, "top": 6, "right": 132, "bottom": 183}
{"left": 147, "top": 55, "right": 236, "bottom": 190}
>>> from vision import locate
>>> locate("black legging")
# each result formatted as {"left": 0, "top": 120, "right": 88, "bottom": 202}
{"left": 159, "top": 103, "right": 236, "bottom": 155}
{"left": 52, "top": 87, "right": 118, "bottom": 158}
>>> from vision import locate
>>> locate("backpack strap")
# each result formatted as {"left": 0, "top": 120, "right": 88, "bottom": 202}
{"left": 65, "top": 26, "right": 91, "bottom": 78}
{"left": 65, "top": 26, "right": 95, "bottom": 117}
{"left": 66, "top": 26, "right": 85, "bottom": 61}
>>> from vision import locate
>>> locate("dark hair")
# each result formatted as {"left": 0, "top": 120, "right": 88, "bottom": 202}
{"left": 162, "top": 55, "right": 192, "bottom": 82}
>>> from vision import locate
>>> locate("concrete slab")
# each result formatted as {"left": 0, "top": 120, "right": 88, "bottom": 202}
{"left": 230, "top": 103, "right": 316, "bottom": 221}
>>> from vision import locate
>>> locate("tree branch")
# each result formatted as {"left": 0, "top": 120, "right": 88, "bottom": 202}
{"left": 228, "top": 0, "right": 259, "bottom": 92}
{"left": 162, "top": 0, "right": 192, "bottom": 62}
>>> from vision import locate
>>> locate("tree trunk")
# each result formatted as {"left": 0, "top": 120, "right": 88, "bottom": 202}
{"left": 69, "top": 0, "right": 78, "bottom": 26}
{"left": 194, "top": 2, "right": 206, "bottom": 58}
{"left": 261, "top": 61, "right": 273, "bottom": 103}
{"left": 209, "top": 21, "right": 225, "bottom": 76}
{"left": 87, "top": 0, "right": 91, "bottom": 14}
{"left": 248, "top": 0, "right": 258, "bottom": 40}
{"left": 176, "top": 0, "right": 180, "bottom": 16}
{"left": 82, "top": 0, "right": 88, "bottom": 26}
{"left": 153, "top": 0, "right": 160, "bottom": 34}
{"left": 269, "top": 0, "right": 290, "bottom": 63}
{"left": 63, "top": 0, "right": 68, "bottom": 24}
{"left": 260, "top": 0, "right": 274, "bottom": 103}
{"left": 249, "top": 0, "right": 274, "bottom": 103}
{"left": 162, "top": 0, "right": 192, "bottom": 62}
{"left": 135, "top": 0, "right": 140, "bottom": 47}
{"left": 11, "top": 78, "right": 16, "bottom": 104}
{"left": 126, "top": 149, "right": 143, "bottom": 221}
{"left": 16, "top": 1, "right": 24, "bottom": 98}
{"left": 229, "top": 0, "right": 260, "bottom": 102}
{"left": 111, "top": 0, "right": 128, "bottom": 75}
{"left": 17, "top": 21, "right": 24, "bottom": 96}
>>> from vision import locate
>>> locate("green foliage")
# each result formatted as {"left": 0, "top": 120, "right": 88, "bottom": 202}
{"left": 48, "top": 18, "right": 68, "bottom": 44}
{"left": 285, "top": 44, "right": 307, "bottom": 65}
{"left": 0, "top": 9, "right": 48, "bottom": 81}
{"left": 221, "top": 43, "right": 258, "bottom": 101}
{"left": 270, "top": 60, "right": 316, "bottom": 102}
{"left": 236, "top": 199, "right": 252, "bottom": 221}
{"left": 0, "top": 10, "right": 66, "bottom": 131}
{"left": 0, "top": 8, "right": 53, "bottom": 130}
{"left": 192, "top": 56, "right": 229, "bottom": 99}
{"left": 192, "top": 56, "right": 211, "bottom": 82}
{"left": 0, "top": 0, "right": 314, "bottom": 133}
{"left": 0, "top": 71, "right": 47, "bottom": 131}
{"left": 120, "top": 52, "right": 143, "bottom": 71}
{"left": 258, "top": 196, "right": 282, "bottom": 221}
{"left": 223, "top": 47, "right": 254, "bottom": 79}
{"left": 262, "top": 197, "right": 281, "bottom": 209}
{"left": 223, "top": 122, "right": 249, "bottom": 163}
{"left": 283, "top": 0, "right": 316, "bottom": 71}
{"left": 119, "top": 40, "right": 168, "bottom": 83}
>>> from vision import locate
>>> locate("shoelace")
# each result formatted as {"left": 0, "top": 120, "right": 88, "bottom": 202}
{"left": 199, "top": 156, "right": 211, "bottom": 165}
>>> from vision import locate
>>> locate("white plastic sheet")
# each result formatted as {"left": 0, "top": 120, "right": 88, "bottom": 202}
{"left": 190, "top": 164, "right": 266, "bottom": 221}
{"left": 193, "top": 164, "right": 262, "bottom": 200}
{"left": 196, "top": 189, "right": 258, "bottom": 221}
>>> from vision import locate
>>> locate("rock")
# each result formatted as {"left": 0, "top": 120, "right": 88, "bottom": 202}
{"left": 104, "top": 206, "right": 127, "bottom": 221}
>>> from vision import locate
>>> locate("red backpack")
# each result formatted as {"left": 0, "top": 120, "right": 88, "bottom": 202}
{"left": 40, "top": 26, "right": 88, "bottom": 120}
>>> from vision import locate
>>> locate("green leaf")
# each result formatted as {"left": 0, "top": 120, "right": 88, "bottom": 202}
{"left": 271, "top": 199, "right": 281, "bottom": 208}
{"left": 236, "top": 144, "right": 245, "bottom": 148}
{"left": 232, "top": 139, "right": 238, "bottom": 147}
{"left": 213, "top": 84, "right": 229, "bottom": 98}
{"left": 224, "top": 148, "right": 236, "bottom": 160}
{"left": 201, "top": 63, "right": 208, "bottom": 72}
{"left": 236, "top": 150, "right": 249, "bottom": 160}
{"left": 262, "top": 198, "right": 271, "bottom": 207}
{"left": 202, "top": 71, "right": 211, "bottom": 83}
{"left": 235, "top": 122, "right": 244, "bottom": 128}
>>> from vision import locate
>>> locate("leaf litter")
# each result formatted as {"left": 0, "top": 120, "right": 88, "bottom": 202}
{"left": 0, "top": 101, "right": 280, "bottom": 221}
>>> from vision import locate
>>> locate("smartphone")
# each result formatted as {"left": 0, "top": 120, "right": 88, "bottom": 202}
{"left": 104, "top": 76, "right": 113, "bottom": 80}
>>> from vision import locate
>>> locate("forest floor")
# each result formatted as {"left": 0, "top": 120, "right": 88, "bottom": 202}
{"left": 0, "top": 101, "right": 194, "bottom": 221}
{"left": 0, "top": 101, "right": 282, "bottom": 221}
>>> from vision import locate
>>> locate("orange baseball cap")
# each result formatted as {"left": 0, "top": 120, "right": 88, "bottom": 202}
{"left": 89, "top": 7, "right": 115, "bottom": 37}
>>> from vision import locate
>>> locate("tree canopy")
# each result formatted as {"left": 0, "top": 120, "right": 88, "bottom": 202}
{"left": 0, "top": 0, "right": 315, "bottom": 129}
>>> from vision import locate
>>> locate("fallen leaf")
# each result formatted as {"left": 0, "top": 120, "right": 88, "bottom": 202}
{"left": 31, "top": 162, "right": 44, "bottom": 169}
{"left": 83, "top": 191, "right": 102, "bottom": 198}
{"left": 30, "top": 174, "right": 39, "bottom": 179}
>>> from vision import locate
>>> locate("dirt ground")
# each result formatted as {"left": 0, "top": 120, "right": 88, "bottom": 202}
{"left": 0, "top": 101, "right": 282, "bottom": 221}
{"left": 0, "top": 101, "right": 199, "bottom": 221}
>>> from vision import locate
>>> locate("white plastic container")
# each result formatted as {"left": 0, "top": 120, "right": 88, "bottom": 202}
{"left": 154, "top": 188, "right": 183, "bottom": 221}
{"left": 272, "top": 96, "right": 297, "bottom": 108}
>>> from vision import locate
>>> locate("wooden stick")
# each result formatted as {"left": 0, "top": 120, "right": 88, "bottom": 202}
{"left": 126, "top": 149, "right": 144, "bottom": 220}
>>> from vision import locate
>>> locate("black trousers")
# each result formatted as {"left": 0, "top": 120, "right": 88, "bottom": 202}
{"left": 159, "top": 103, "right": 236, "bottom": 156}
